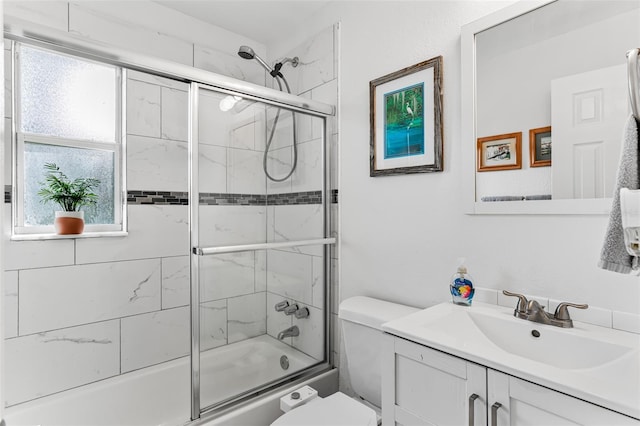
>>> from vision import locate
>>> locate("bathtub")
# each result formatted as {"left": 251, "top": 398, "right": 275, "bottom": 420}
{"left": 4, "top": 335, "right": 336, "bottom": 426}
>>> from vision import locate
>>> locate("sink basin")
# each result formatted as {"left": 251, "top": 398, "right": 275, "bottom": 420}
{"left": 467, "top": 310, "right": 632, "bottom": 369}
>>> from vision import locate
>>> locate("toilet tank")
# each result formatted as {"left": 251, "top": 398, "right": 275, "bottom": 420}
{"left": 338, "top": 296, "right": 420, "bottom": 408}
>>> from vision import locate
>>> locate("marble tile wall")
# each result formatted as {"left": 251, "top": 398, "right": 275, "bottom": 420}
{"left": 2, "top": 13, "right": 339, "bottom": 408}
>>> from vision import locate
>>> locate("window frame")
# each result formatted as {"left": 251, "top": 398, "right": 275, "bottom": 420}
{"left": 11, "top": 41, "right": 127, "bottom": 238}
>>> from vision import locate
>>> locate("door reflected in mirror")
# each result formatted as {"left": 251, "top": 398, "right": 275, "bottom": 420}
{"left": 474, "top": 0, "right": 639, "bottom": 203}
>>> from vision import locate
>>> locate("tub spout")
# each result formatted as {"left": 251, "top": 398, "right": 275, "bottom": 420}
{"left": 277, "top": 325, "right": 299, "bottom": 340}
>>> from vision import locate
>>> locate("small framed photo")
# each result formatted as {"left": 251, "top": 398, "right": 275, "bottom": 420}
{"left": 369, "top": 56, "right": 443, "bottom": 176}
{"left": 529, "top": 126, "right": 551, "bottom": 167}
{"left": 476, "top": 132, "right": 522, "bottom": 172}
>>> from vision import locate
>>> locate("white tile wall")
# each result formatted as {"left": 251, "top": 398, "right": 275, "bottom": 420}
{"left": 199, "top": 144, "right": 228, "bottom": 193}
{"left": 200, "top": 299, "right": 228, "bottom": 351}
{"left": 227, "top": 148, "right": 265, "bottom": 194}
{"left": 162, "top": 255, "right": 190, "bottom": 309}
{"left": 121, "top": 306, "right": 190, "bottom": 373}
{"left": 267, "top": 250, "right": 313, "bottom": 306}
{"left": 19, "top": 259, "right": 161, "bottom": 335}
{"left": 4, "top": 233, "right": 75, "bottom": 271}
{"left": 4, "top": 271, "right": 18, "bottom": 338}
{"left": 69, "top": 3, "right": 193, "bottom": 66}
{"left": 127, "top": 135, "right": 188, "bottom": 191}
{"left": 312, "top": 256, "right": 324, "bottom": 310}
{"left": 277, "top": 26, "right": 335, "bottom": 95}
{"left": 5, "top": 1, "right": 69, "bottom": 32}
{"left": 269, "top": 204, "right": 324, "bottom": 256}
{"left": 200, "top": 252, "right": 256, "bottom": 302}
{"left": 5, "top": 320, "right": 120, "bottom": 406}
{"left": 161, "top": 87, "right": 188, "bottom": 141}
{"left": 293, "top": 304, "right": 324, "bottom": 360}
{"left": 255, "top": 250, "right": 267, "bottom": 293}
{"left": 76, "top": 205, "right": 189, "bottom": 263}
{"left": 198, "top": 91, "right": 232, "bottom": 147}
{"left": 227, "top": 292, "right": 266, "bottom": 343}
{"left": 613, "top": 310, "right": 640, "bottom": 334}
{"left": 291, "top": 139, "right": 323, "bottom": 193}
{"left": 126, "top": 79, "right": 161, "bottom": 138}
{"left": 198, "top": 205, "right": 266, "bottom": 246}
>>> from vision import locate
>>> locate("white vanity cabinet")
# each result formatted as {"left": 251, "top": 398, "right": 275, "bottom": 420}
{"left": 382, "top": 334, "right": 639, "bottom": 426}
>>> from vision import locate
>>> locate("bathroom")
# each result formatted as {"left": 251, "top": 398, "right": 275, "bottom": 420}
{"left": 1, "top": 1, "right": 639, "bottom": 425}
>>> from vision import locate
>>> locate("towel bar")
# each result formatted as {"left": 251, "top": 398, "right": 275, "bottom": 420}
{"left": 628, "top": 47, "right": 640, "bottom": 120}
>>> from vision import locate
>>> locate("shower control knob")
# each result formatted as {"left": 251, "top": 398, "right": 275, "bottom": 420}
{"left": 294, "top": 307, "right": 310, "bottom": 319}
{"left": 274, "top": 301, "right": 289, "bottom": 312}
{"left": 284, "top": 304, "right": 299, "bottom": 315}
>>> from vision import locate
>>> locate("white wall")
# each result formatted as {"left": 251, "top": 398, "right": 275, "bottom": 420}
{"left": 274, "top": 1, "right": 640, "bottom": 321}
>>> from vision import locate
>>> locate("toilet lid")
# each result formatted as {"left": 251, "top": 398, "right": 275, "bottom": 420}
{"left": 271, "top": 392, "right": 377, "bottom": 426}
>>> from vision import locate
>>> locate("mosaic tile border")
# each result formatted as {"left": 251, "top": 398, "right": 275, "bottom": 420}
{"left": 127, "top": 190, "right": 337, "bottom": 206}
{"left": 4, "top": 188, "right": 338, "bottom": 206}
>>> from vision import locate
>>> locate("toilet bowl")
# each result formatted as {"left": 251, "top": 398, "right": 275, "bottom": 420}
{"left": 270, "top": 297, "right": 419, "bottom": 426}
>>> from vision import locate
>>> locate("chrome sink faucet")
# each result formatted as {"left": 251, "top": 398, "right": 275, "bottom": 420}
{"left": 502, "top": 290, "right": 588, "bottom": 328}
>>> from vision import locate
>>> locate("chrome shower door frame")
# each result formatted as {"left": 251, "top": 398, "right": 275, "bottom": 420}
{"left": 189, "top": 82, "right": 335, "bottom": 420}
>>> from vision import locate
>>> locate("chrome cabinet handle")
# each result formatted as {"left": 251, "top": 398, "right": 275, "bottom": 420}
{"left": 468, "top": 393, "right": 479, "bottom": 426}
{"left": 491, "top": 402, "right": 502, "bottom": 426}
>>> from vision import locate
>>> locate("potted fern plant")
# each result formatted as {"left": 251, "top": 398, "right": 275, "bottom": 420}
{"left": 38, "top": 162, "right": 101, "bottom": 235}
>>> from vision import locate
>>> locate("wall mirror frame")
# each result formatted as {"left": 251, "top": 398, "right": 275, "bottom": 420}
{"left": 461, "top": 0, "right": 635, "bottom": 215}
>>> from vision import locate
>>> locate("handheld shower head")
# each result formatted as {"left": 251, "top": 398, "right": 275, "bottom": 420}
{"left": 237, "top": 45, "right": 272, "bottom": 73}
{"left": 237, "top": 45, "right": 255, "bottom": 60}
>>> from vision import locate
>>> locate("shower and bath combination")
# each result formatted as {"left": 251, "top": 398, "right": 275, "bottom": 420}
{"left": 237, "top": 45, "right": 300, "bottom": 182}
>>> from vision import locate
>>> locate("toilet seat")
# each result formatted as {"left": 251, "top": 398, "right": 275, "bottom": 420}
{"left": 271, "top": 392, "right": 377, "bottom": 426}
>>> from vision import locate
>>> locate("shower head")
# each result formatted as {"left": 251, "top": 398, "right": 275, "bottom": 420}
{"left": 238, "top": 45, "right": 272, "bottom": 74}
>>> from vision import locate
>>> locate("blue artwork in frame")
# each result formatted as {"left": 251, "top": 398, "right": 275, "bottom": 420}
{"left": 369, "top": 56, "right": 443, "bottom": 176}
{"left": 383, "top": 83, "right": 425, "bottom": 159}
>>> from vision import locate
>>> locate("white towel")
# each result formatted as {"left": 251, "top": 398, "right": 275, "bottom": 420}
{"left": 598, "top": 115, "right": 640, "bottom": 274}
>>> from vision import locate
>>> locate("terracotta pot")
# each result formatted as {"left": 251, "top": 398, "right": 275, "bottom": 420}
{"left": 54, "top": 211, "right": 85, "bottom": 235}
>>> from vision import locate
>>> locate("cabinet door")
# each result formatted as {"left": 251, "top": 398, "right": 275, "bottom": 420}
{"left": 383, "top": 335, "right": 487, "bottom": 426}
{"left": 488, "top": 370, "right": 639, "bottom": 426}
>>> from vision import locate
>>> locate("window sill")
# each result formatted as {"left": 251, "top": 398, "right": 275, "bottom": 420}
{"left": 10, "top": 231, "right": 128, "bottom": 241}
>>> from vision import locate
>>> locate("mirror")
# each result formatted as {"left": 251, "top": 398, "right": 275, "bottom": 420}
{"left": 462, "top": 0, "right": 640, "bottom": 214}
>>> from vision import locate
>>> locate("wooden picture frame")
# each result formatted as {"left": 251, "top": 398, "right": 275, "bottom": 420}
{"left": 369, "top": 56, "right": 443, "bottom": 176}
{"left": 477, "top": 132, "right": 522, "bottom": 172}
{"left": 529, "top": 126, "right": 551, "bottom": 167}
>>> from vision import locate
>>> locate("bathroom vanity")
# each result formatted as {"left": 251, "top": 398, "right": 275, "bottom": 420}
{"left": 381, "top": 302, "right": 640, "bottom": 426}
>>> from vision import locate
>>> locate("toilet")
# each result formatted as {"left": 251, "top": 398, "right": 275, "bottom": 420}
{"left": 271, "top": 296, "right": 419, "bottom": 426}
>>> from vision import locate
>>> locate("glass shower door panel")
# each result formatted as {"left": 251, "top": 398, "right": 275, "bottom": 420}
{"left": 195, "top": 87, "right": 328, "bottom": 413}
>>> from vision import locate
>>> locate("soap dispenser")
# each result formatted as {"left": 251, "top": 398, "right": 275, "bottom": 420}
{"left": 450, "top": 258, "right": 475, "bottom": 306}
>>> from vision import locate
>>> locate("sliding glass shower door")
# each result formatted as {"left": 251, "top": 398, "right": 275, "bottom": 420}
{"left": 189, "top": 83, "right": 333, "bottom": 418}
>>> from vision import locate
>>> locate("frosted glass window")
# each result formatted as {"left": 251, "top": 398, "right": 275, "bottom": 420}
{"left": 12, "top": 42, "right": 124, "bottom": 236}
{"left": 18, "top": 45, "right": 117, "bottom": 142}
{"left": 24, "top": 142, "right": 115, "bottom": 226}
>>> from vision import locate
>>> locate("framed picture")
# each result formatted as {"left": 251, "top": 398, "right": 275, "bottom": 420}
{"left": 369, "top": 56, "right": 443, "bottom": 176}
{"left": 476, "top": 132, "right": 522, "bottom": 172}
{"left": 529, "top": 126, "right": 551, "bottom": 167}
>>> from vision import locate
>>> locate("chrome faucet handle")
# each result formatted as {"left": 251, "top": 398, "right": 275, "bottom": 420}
{"left": 554, "top": 302, "right": 588, "bottom": 320}
{"left": 283, "top": 304, "right": 299, "bottom": 315}
{"left": 502, "top": 290, "right": 529, "bottom": 314}
{"left": 274, "top": 300, "right": 289, "bottom": 312}
{"left": 294, "top": 307, "right": 310, "bottom": 319}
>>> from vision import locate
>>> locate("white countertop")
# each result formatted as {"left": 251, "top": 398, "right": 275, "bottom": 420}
{"left": 382, "top": 302, "right": 640, "bottom": 420}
